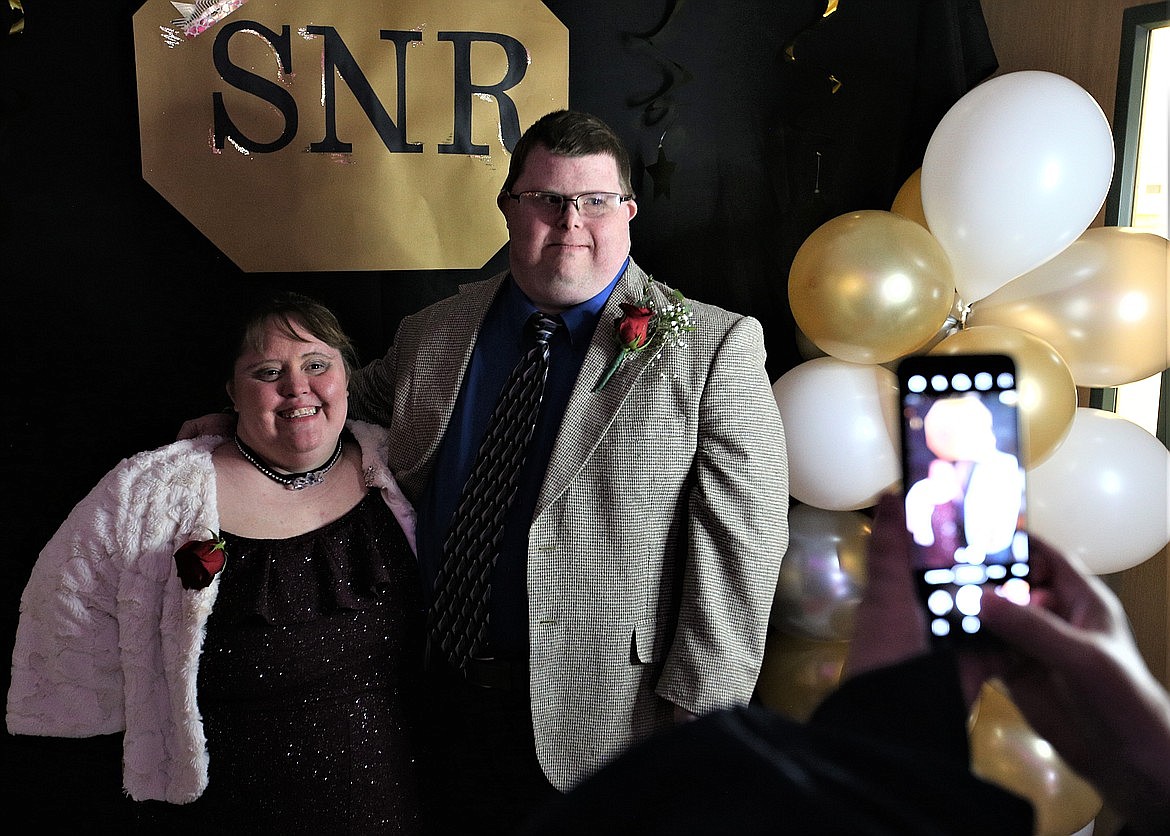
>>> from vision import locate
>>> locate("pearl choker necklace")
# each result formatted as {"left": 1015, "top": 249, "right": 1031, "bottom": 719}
{"left": 234, "top": 435, "right": 344, "bottom": 491}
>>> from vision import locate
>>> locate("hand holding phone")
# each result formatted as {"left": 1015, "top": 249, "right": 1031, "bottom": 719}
{"left": 897, "top": 354, "right": 1031, "bottom": 643}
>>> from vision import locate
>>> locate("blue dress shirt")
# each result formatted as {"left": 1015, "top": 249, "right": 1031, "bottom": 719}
{"left": 418, "top": 260, "right": 628, "bottom": 658}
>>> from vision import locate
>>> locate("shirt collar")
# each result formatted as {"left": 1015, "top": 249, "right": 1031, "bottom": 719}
{"left": 504, "top": 257, "right": 629, "bottom": 345}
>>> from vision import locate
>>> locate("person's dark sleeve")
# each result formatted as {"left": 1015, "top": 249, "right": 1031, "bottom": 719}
{"left": 808, "top": 649, "right": 971, "bottom": 761}
{"left": 347, "top": 343, "right": 397, "bottom": 426}
{"left": 517, "top": 652, "right": 1033, "bottom": 835}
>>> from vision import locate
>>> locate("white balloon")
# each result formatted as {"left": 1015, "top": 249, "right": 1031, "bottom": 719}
{"left": 772, "top": 357, "right": 900, "bottom": 511}
{"left": 922, "top": 71, "right": 1114, "bottom": 303}
{"left": 1028, "top": 408, "right": 1170, "bottom": 574}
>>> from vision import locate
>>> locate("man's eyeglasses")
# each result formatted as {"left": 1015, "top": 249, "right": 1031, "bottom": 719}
{"left": 505, "top": 191, "right": 634, "bottom": 219}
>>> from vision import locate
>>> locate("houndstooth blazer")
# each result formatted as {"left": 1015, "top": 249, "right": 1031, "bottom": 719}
{"left": 349, "top": 259, "right": 789, "bottom": 791}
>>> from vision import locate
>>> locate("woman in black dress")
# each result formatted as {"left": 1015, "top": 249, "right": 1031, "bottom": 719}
{"left": 8, "top": 293, "right": 424, "bottom": 833}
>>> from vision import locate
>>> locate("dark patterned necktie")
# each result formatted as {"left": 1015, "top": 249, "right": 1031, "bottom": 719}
{"left": 429, "top": 312, "right": 559, "bottom": 670}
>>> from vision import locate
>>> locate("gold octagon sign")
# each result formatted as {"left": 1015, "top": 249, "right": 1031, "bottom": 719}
{"left": 133, "top": 0, "right": 568, "bottom": 272}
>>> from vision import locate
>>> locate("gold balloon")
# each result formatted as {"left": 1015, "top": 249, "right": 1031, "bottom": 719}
{"left": 969, "top": 682, "right": 1102, "bottom": 836}
{"left": 795, "top": 323, "right": 829, "bottom": 361}
{"left": 890, "top": 168, "right": 929, "bottom": 229}
{"left": 968, "top": 227, "right": 1169, "bottom": 387}
{"left": 880, "top": 293, "right": 963, "bottom": 372}
{"left": 755, "top": 632, "right": 849, "bottom": 722}
{"left": 789, "top": 210, "right": 957, "bottom": 365}
{"left": 931, "top": 325, "right": 1076, "bottom": 467}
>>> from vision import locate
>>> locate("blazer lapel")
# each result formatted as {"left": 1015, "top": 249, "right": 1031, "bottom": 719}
{"left": 534, "top": 261, "right": 667, "bottom": 519}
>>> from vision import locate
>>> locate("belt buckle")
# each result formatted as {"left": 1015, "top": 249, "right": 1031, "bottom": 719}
{"left": 466, "top": 656, "right": 509, "bottom": 690}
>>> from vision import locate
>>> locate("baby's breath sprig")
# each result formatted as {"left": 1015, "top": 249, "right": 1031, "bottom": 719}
{"left": 593, "top": 281, "right": 696, "bottom": 392}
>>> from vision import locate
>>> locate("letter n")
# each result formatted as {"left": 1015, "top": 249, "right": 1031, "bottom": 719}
{"left": 306, "top": 26, "right": 422, "bottom": 154}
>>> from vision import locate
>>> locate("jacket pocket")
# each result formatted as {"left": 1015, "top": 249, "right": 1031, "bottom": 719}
{"left": 631, "top": 618, "right": 660, "bottom": 664}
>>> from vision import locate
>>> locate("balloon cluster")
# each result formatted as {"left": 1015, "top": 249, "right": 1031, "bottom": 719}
{"left": 775, "top": 70, "right": 1168, "bottom": 573}
{"left": 761, "top": 71, "right": 1169, "bottom": 833}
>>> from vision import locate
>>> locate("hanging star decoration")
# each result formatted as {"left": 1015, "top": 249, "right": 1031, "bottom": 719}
{"left": 623, "top": 4, "right": 690, "bottom": 201}
{"left": 646, "top": 141, "right": 677, "bottom": 199}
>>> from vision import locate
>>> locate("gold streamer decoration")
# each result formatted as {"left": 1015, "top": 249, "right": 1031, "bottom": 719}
{"left": 623, "top": 1, "right": 693, "bottom": 200}
{"left": 8, "top": 0, "right": 24, "bottom": 36}
{"left": 784, "top": 0, "right": 843, "bottom": 94}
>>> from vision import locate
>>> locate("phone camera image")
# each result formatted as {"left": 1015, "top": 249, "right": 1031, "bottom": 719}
{"left": 897, "top": 355, "right": 1031, "bottom": 641}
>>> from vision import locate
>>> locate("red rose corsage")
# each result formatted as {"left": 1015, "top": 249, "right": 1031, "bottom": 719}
{"left": 174, "top": 532, "right": 227, "bottom": 590}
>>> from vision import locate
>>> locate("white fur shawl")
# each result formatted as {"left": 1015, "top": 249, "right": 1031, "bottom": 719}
{"left": 6, "top": 421, "right": 414, "bottom": 803}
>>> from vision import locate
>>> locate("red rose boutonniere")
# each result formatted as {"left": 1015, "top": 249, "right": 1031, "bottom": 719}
{"left": 174, "top": 532, "right": 227, "bottom": 590}
{"left": 593, "top": 281, "right": 696, "bottom": 392}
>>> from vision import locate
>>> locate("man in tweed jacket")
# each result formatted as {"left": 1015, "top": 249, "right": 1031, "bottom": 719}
{"left": 348, "top": 110, "right": 788, "bottom": 832}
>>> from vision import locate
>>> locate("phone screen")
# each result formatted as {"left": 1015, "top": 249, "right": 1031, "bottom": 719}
{"left": 897, "top": 354, "right": 1031, "bottom": 641}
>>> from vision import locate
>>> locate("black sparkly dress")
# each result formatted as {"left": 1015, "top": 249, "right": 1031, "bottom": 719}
{"left": 179, "top": 491, "right": 424, "bottom": 834}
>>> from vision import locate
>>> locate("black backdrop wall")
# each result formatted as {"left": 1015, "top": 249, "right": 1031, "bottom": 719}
{"left": 1, "top": 0, "right": 996, "bottom": 818}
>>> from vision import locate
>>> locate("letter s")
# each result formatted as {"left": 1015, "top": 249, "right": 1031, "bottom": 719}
{"left": 212, "top": 21, "right": 297, "bottom": 153}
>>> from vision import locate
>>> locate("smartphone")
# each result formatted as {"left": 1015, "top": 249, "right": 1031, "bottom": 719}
{"left": 896, "top": 353, "right": 1031, "bottom": 642}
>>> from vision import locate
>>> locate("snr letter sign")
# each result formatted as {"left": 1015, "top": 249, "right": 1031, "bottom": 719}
{"left": 133, "top": 0, "right": 568, "bottom": 272}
